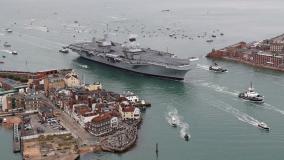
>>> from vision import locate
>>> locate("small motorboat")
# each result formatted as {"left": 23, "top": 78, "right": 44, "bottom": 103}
{"left": 3, "top": 42, "right": 11, "bottom": 47}
{"left": 59, "top": 48, "right": 69, "bottom": 53}
{"left": 184, "top": 134, "right": 189, "bottom": 141}
{"left": 11, "top": 51, "right": 18, "bottom": 55}
{"left": 209, "top": 63, "right": 227, "bottom": 72}
{"left": 258, "top": 122, "right": 269, "bottom": 131}
{"left": 170, "top": 116, "right": 177, "bottom": 127}
{"left": 5, "top": 28, "right": 13, "bottom": 33}
{"left": 206, "top": 39, "right": 213, "bottom": 43}
{"left": 239, "top": 83, "right": 264, "bottom": 103}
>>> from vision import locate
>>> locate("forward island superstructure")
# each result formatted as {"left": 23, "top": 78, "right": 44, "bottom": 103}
{"left": 68, "top": 35, "right": 192, "bottom": 80}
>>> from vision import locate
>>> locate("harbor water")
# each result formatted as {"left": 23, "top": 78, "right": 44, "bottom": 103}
{"left": 1, "top": 0, "right": 284, "bottom": 159}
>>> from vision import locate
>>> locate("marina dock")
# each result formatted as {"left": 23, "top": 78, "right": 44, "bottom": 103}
{"left": 13, "top": 124, "right": 21, "bottom": 153}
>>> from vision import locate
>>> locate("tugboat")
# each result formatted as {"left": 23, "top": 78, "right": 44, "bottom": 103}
{"left": 258, "top": 122, "right": 269, "bottom": 131}
{"left": 238, "top": 83, "right": 264, "bottom": 103}
{"left": 59, "top": 47, "right": 69, "bottom": 54}
{"left": 170, "top": 116, "right": 177, "bottom": 127}
{"left": 209, "top": 63, "right": 227, "bottom": 72}
{"left": 184, "top": 134, "right": 189, "bottom": 141}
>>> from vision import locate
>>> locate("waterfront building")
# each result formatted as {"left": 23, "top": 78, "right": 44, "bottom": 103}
{"left": 119, "top": 104, "right": 140, "bottom": 120}
{"left": 1, "top": 93, "right": 25, "bottom": 112}
{"left": 0, "top": 78, "right": 27, "bottom": 90}
{"left": 85, "top": 113, "right": 117, "bottom": 136}
{"left": 124, "top": 91, "right": 140, "bottom": 103}
{"left": 64, "top": 70, "right": 81, "bottom": 88}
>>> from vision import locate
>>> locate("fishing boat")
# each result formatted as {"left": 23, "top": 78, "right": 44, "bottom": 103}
{"left": 258, "top": 122, "right": 269, "bottom": 131}
{"left": 239, "top": 83, "right": 264, "bottom": 103}
{"left": 209, "top": 63, "right": 227, "bottom": 72}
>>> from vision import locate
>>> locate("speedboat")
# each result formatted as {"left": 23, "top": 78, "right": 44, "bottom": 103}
{"left": 184, "top": 134, "right": 189, "bottom": 141}
{"left": 170, "top": 116, "right": 177, "bottom": 127}
{"left": 209, "top": 63, "right": 227, "bottom": 72}
{"left": 239, "top": 83, "right": 264, "bottom": 103}
{"left": 5, "top": 28, "right": 13, "bottom": 33}
{"left": 258, "top": 122, "right": 269, "bottom": 131}
{"left": 59, "top": 48, "right": 69, "bottom": 53}
{"left": 11, "top": 51, "right": 18, "bottom": 55}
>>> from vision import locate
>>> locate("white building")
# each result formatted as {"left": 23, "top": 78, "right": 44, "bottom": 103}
{"left": 124, "top": 91, "right": 140, "bottom": 103}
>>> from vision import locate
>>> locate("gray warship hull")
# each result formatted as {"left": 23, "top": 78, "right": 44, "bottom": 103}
{"left": 68, "top": 37, "right": 192, "bottom": 80}
{"left": 76, "top": 51, "right": 189, "bottom": 80}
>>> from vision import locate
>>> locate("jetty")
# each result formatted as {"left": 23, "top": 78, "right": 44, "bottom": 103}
{"left": 13, "top": 124, "right": 21, "bottom": 153}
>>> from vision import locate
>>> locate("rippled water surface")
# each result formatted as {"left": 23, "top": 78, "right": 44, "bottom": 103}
{"left": 1, "top": 0, "right": 284, "bottom": 159}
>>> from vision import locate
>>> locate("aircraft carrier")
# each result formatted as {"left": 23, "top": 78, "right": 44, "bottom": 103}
{"left": 68, "top": 35, "right": 193, "bottom": 80}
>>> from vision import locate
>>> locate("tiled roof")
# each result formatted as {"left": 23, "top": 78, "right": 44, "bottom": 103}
{"left": 121, "top": 105, "right": 135, "bottom": 112}
{"left": 91, "top": 113, "right": 112, "bottom": 123}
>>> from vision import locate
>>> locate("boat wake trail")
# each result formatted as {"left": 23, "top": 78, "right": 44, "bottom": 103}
{"left": 196, "top": 64, "right": 209, "bottom": 71}
{"left": 263, "top": 103, "right": 284, "bottom": 115}
{"left": 199, "top": 82, "right": 239, "bottom": 96}
{"left": 166, "top": 107, "right": 191, "bottom": 140}
{"left": 1, "top": 49, "right": 12, "bottom": 54}
{"left": 211, "top": 100, "right": 261, "bottom": 127}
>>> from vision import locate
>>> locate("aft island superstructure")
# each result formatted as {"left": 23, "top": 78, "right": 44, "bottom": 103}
{"left": 68, "top": 35, "right": 192, "bottom": 80}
